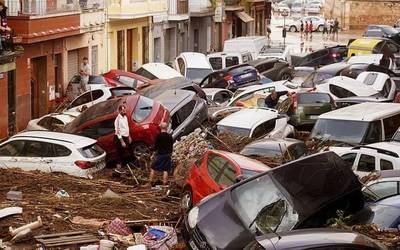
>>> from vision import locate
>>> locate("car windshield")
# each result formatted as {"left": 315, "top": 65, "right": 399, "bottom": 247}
{"left": 217, "top": 125, "right": 251, "bottom": 137}
{"left": 79, "top": 143, "right": 104, "bottom": 158}
{"left": 311, "top": 119, "right": 372, "bottom": 144}
{"left": 89, "top": 76, "right": 107, "bottom": 84}
{"left": 187, "top": 68, "right": 213, "bottom": 83}
{"left": 132, "top": 96, "right": 154, "bottom": 123}
{"left": 302, "top": 72, "right": 334, "bottom": 88}
{"left": 241, "top": 146, "right": 283, "bottom": 158}
{"left": 231, "top": 174, "right": 299, "bottom": 234}
{"left": 241, "top": 169, "right": 262, "bottom": 179}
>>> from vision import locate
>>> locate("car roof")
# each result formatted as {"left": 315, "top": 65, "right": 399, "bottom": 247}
{"left": 367, "top": 141, "right": 400, "bottom": 155}
{"left": 247, "top": 58, "right": 279, "bottom": 66}
{"left": 10, "top": 131, "right": 96, "bottom": 148}
{"left": 349, "top": 38, "right": 384, "bottom": 49}
{"left": 217, "top": 108, "right": 278, "bottom": 129}
{"left": 212, "top": 150, "right": 270, "bottom": 172}
{"left": 179, "top": 52, "right": 211, "bottom": 69}
{"left": 207, "top": 51, "right": 249, "bottom": 57}
{"left": 347, "top": 54, "right": 384, "bottom": 65}
{"left": 153, "top": 89, "right": 194, "bottom": 112}
{"left": 319, "top": 102, "right": 400, "bottom": 121}
{"left": 46, "top": 112, "right": 80, "bottom": 123}
{"left": 319, "top": 76, "right": 378, "bottom": 96}
{"left": 141, "top": 63, "right": 182, "bottom": 79}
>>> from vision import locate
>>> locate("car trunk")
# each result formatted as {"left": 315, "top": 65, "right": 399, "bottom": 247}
{"left": 296, "top": 93, "right": 332, "bottom": 119}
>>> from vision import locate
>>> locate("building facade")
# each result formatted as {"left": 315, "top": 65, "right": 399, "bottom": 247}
{"left": 188, "top": 0, "right": 214, "bottom": 53}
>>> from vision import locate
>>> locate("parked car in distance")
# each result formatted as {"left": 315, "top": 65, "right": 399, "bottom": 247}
{"left": 181, "top": 150, "right": 270, "bottom": 210}
{"left": 67, "top": 75, "right": 109, "bottom": 97}
{"left": 65, "top": 86, "right": 136, "bottom": 112}
{"left": 135, "top": 63, "right": 182, "bottom": 80}
{"left": 292, "top": 45, "right": 348, "bottom": 67}
{"left": 138, "top": 77, "right": 206, "bottom": 100}
{"left": 203, "top": 88, "right": 233, "bottom": 106}
{"left": 347, "top": 195, "right": 400, "bottom": 230}
{"left": 311, "top": 103, "right": 400, "bottom": 145}
{"left": 347, "top": 37, "right": 400, "bottom": 58}
{"left": 175, "top": 52, "right": 214, "bottom": 83}
{"left": 223, "top": 36, "right": 268, "bottom": 60}
{"left": 240, "top": 138, "right": 307, "bottom": 161}
{"left": 199, "top": 64, "right": 260, "bottom": 91}
{"left": 362, "top": 170, "right": 400, "bottom": 202}
{"left": 103, "top": 70, "right": 154, "bottom": 89}
{"left": 64, "top": 95, "right": 170, "bottom": 161}
{"left": 153, "top": 90, "right": 208, "bottom": 140}
{"left": 217, "top": 108, "right": 295, "bottom": 139}
{"left": 245, "top": 228, "right": 387, "bottom": 250}
{"left": 247, "top": 58, "right": 294, "bottom": 81}
{"left": 363, "top": 24, "right": 400, "bottom": 45}
{"left": 25, "top": 112, "right": 79, "bottom": 132}
{"left": 207, "top": 51, "right": 253, "bottom": 70}
{"left": 183, "top": 152, "right": 364, "bottom": 250}
{"left": 0, "top": 131, "right": 106, "bottom": 178}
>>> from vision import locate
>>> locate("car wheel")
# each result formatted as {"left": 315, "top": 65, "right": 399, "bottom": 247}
{"left": 289, "top": 26, "right": 297, "bottom": 32}
{"left": 280, "top": 72, "right": 293, "bottom": 80}
{"left": 132, "top": 142, "right": 151, "bottom": 158}
{"left": 317, "top": 25, "right": 324, "bottom": 32}
{"left": 181, "top": 187, "right": 193, "bottom": 212}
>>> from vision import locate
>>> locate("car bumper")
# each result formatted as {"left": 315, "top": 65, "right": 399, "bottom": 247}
{"left": 182, "top": 217, "right": 212, "bottom": 250}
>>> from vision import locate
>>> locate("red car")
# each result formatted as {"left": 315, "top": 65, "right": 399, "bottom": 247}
{"left": 64, "top": 94, "right": 170, "bottom": 161}
{"left": 103, "top": 70, "right": 157, "bottom": 89}
{"left": 181, "top": 150, "right": 270, "bottom": 210}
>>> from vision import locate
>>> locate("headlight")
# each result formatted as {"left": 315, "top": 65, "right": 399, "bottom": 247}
{"left": 187, "top": 206, "right": 199, "bottom": 229}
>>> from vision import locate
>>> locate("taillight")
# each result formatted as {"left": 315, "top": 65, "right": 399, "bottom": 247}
{"left": 224, "top": 74, "right": 233, "bottom": 82}
{"left": 236, "top": 101, "right": 245, "bottom": 107}
{"left": 75, "top": 161, "right": 93, "bottom": 169}
{"left": 292, "top": 95, "right": 298, "bottom": 110}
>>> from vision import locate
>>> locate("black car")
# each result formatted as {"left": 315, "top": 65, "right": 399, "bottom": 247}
{"left": 183, "top": 152, "right": 364, "bottom": 250}
{"left": 245, "top": 228, "right": 386, "bottom": 250}
{"left": 247, "top": 58, "right": 294, "bottom": 81}
{"left": 363, "top": 24, "right": 400, "bottom": 45}
{"left": 292, "top": 45, "right": 348, "bottom": 67}
{"left": 199, "top": 64, "right": 260, "bottom": 91}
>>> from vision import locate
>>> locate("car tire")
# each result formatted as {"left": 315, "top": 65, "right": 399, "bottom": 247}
{"left": 280, "top": 71, "right": 294, "bottom": 80}
{"left": 181, "top": 187, "right": 193, "bottom": 212}
{"left": 317, "top": 25, "right": 324, "bottom": 32}
{"left": 132, "top": 142, "right": 151, "bottom": 159}
{"left": 289, "top": 26, "right": 297, "bottom": 32}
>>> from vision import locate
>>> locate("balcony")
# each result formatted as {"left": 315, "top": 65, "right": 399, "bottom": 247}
{"left": 108, "top": 0, "right": 167, "bottom": 19}
{"left": 7, "top": 0, "right": 80, "bottom": 16}
{"left": 80, "top": 0, "right": 105, "bottom": 11}
{"left": 188, "top": 0, "right": 212, "bottom": 14}
{"left": 168, "top": 0, "right": 188, "bottom": 20}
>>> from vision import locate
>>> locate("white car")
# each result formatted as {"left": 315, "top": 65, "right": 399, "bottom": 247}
{"left": 207, "top": 51, "right": 253, "bottom": 70}
{"left": 356, "top": 72, "right": 397, "bottom": 100}
{"left": 331, "top": 142, "right": 400, "bottom": 177}
{"left": 25, "top": 112, "right": 79, "bottom": 131}
{"left": 65, "top": 86, "right": 136, "bottom": 112}
{"left": 217, "top": 108, "right": 295, "bottom": 139}
{"left": 0, "top": 131, "right": 106, "bottom": 178}
{"left": 315, "top": 76, "right": 379, "bottom": 100}
{"left": 135, "top": 63, "right": 182, "bottom": 80}
{"left": 362, "top": 170, "right": 400, "bottom": 201}
{"left": 203, "top": 88, "right": 234, "bottom": 105}
{"left": 258, "top": 44, "right": 294, "bottom": 64}
{"left": 223, "top": 36, "right": 268, "bottom": 60}
{"left": 175, "top": 52, "right": 214, "bottom": 83}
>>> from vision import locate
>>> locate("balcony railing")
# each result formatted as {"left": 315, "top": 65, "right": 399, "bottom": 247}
{"left": 168, "top": 0, "right": 188, "bottom": 15}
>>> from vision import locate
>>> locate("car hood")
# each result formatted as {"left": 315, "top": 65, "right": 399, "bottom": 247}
{"left": 318, "top": 62, "right": 349, "bottom": 74}
{"left": 336, "top": 96, "right": 391, "bottom": 103}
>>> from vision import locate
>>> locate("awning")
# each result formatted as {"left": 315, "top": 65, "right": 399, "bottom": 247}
{"left": 235, "top": 11, "right": 254, "bottom": 23}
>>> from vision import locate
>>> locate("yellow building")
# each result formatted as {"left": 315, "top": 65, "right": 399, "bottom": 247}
{"left": 106, "top": 0, "right": 167, "bottom": 71}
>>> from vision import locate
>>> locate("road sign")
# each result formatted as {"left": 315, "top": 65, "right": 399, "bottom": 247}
{"left": 281, "top": 10, "right": 289, "bottom": 17}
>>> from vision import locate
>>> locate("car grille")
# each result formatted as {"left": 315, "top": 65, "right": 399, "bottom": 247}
{"left": 192, "top": 227, "right": 212, "bottom": 250}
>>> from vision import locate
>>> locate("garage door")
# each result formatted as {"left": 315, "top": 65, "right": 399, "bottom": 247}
{"left": 67, "top": 50, "right": 79, "bottom": 82}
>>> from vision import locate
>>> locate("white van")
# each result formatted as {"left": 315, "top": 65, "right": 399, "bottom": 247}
{"left": 175, "top": 52, "right": 213, "bottom": 83}
{"left": 223, "top": 36, "right": 268, "bottom": 60}
{"left": 206, "top": 51, "right": 253, "bottom": 70}
{"left": 311, "top": 103, "right": 400, "bottom": 145}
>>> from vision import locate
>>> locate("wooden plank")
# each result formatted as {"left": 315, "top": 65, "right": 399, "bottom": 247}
{"left": 35, "top": 231, "right": 87, "bottom": 239}
{"left": 45, "top": 238, "right": 98, "bottom": 247}
{"left": 39, "top": 235, "right": 97, "bottom": 244}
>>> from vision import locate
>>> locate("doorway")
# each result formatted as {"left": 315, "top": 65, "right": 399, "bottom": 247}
{"left": 194, "top": 29, "right": 199, "bottom": 52}
{"left": 117, "top": 30, "right": 126, "bottom": 70}
{"left": 54, "top": 54, "right": 62, "bottom": 98}
{"left": 7, "top": 70, "right": 16, "bottom": 137}
{"left": 31, "top": 56, "right": 48, "bottom": 119}
{"left": 142, "top": 26, "right": 149, "bottom": 64}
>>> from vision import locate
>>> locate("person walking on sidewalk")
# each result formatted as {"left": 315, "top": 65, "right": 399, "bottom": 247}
{"left": 333, "top": 18, "right": 339, "bottom": 41}
{"left": 146, "top": 122, "right": 173, "bottom": 187}
{"left": 114, "top": 104, "right": 132, "bottom": 171}
{"left": 322, "top": 19, "right": 329, "bottom": 40}
{"left": 304, "top": 21, "right": 309, "bottom": 40}
{"left": 308, "top": 20, "right": 313, "bottom": 41}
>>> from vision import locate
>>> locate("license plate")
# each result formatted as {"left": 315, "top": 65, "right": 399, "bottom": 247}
{"left": 309, "top": 115, "right": 319, "bottom": 119}
{"left": 189, "top": 240, "right": 199, "bottom": 250}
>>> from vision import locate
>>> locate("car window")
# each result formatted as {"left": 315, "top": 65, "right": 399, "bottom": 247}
{"left": 380, "top": 159, "right": 394, "bottom": 170}
{"left": 132, "top": 96, "right": 154, "bottom": 123}
{"left": 226, "top": 56, "right": 239, "bottom": 68}
{"left": 242, "top": 54, "right": 252, "bottom": 63}
{"left": 209, "top": 57, "right": 223, "bottom": 70}
{"left": 117, "top": 76, "right": 138, "bottom": 88}
{"left": 177, "top": 100, "right": 196, "bottom": 123}
{"left": 214, "top": 91, "right": 232, "bottom": 104}
{"left": 207, "top": 154, "right": 228, "bottom": 182}
{"left": 177, "top": 58, "right": 185, "bottom": 75}
{"left": 0, "top": 140, "right": 26, "bottom": 156}
{"left": 47, "top": 117, "right": 64, "bottom": 131}
{"left": 70, "top": 75, "right": 81, "bottom": 84}
{"left": 24, "top": 141, "right": 54, "bottom": 157}
{"left": 135, "top": 67, "right": 157, "bottom": 80}
{"left": 218, "top": 163, "right": 237, "bottom": 187}
{"left": 79, "top": 119, "right": 115, "bottom": 139}
{"left": 287, "top": 143, "right": 307, "bottom": 159}
{"left": 383, "top": 114, "right": 400, "bottom": 140}
{"left": 256, "top": 62, "right": 275, "bottom": 73}
{"left": 89, "top": 76, "right": 107, "bottom": 84}
{"left": 37, "top": 117, "right": 52, "bottom": 129}
{"left": 364, "top": 120, "right": 382, "bottom": 144}
{"left": 70, "top": 89, "right": 104, "bottom": 108}
{"left": 78, "top": 143, "right": 104, "bottom": 158}
{"left": 357, "top": 154, "right": 376, "bottom": 172}
{"left": 368, "top": 181, "right": 399, "bottom": 199}
{"left": 252, "top": 119, "right": 276, "bottom": 139}
{"left": 110, "top": 88, "right": 136, "bottom": 97}
{"left": 329, "top": 85, "right": 356, "bottom": 98}
{"left": 341, "top": 153, "right": 357, "bottom": 166}
{"left": 297, "top": 93, "right": 331, "bottom": 104}
{"left": 53, "top": 144, "right": 72, "bottom": 157}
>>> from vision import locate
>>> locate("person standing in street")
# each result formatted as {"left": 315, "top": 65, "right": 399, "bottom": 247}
{"left": 266, "top": 23, "right": 272, "bottom": 41}
{"left": 145, "top": 122, "right": 173, "bottom": 187}
{"left": 308, "top": 20, "right": 313, "bottom": 41}
{"left": 333, "top": 18, "right": 339, "bottom": 41}
{"left": 329, "top": 18, "right": 334, "bottom": 39}
{"left": 300, "top": 20, "right": 304, "bottom": 41}
{"left": 264, "top": 90, "right": 293, "bottom": 109}
{"left": 304, "top": 21, "right": 309, "bottom": 41}
{"left": 114, "top": 104, "right": 132, "bottom": 171}
{"left": 322, "top": 19, "right": 329, "bottom": 40}
{"left": 79, "top": 57, "right": 91, "bottom": 93}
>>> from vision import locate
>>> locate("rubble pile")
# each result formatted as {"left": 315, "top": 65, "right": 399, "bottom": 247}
{"left": 351, "top": 224, "right": 400, "bottom": 248}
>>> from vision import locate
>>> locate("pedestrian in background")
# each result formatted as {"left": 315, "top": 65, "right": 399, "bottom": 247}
{"left": 322, "top": 19, "right": 329, "bottom": 40}
{"left": 79, "top": 57, "right": 91, "bottom": 93}
{"left": 333, "top": 18, "right": 339, "bottom": 41}
{"left": 146, "top": 122, "right": 173, "bottom": 187}
{"left": 308, "top": 20, "right": 313, "bottom": 41}
{"left": 114, "top": 104, "right": 132, "bottom": 171}
{"left": 300, "top": 20, "right": 304, "bottom": 41}
{"left": 266, "top": 23, "right": 271, "bottom": 40}
{"left": 329, "top": 17, "right": 334, "bottom": 39}
{"left": 304, "top": 21, "right": 309, "bottom": 40}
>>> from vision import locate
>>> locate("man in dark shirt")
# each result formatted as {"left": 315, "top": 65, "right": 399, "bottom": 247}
{"left": 264, "top": 90, "right": 292, "bottom": 109}
{"left": 146, "top": 122, "right": 173, "bottom": 187}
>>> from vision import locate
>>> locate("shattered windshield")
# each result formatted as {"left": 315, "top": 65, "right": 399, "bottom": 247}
{"left": 301, "top": 72, "right": 334, "bottom": 88}
{"left": 231, "top": 174, "right": 299, "bottom": 234}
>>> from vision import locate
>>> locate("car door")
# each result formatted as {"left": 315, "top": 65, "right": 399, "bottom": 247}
{"left": 49, "top": 143, "right": 74, "bottom": 175}
{"left": 67, "top": 89, "right": 105, "bottom": 112}
{"left": 354, "top": 153, "right": 377, "bottom": 177}
{"left": 78, "top": 119, "right": 115, "bottom": 154}
{"left": 172, "top": 100, "right": 197, "bottom": 139}
{"left": 14, "top": 140, "right": 53, "bottom": 173}
{"left": 0, "top": 140, "right": 26, "bottom": 169}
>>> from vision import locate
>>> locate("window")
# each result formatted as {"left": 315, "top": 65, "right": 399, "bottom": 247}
{"left": 364, "top": 120, "right": 382, "bottom": 144}
{"left": 226, "top": 56, "right": 239, "bottom": 67}
{"left": 135, "top": 68, "right": 157, "bottom": 80}
{"left": 79, "top": 119, "right": 115, "bottom": 139}
{"left": 37, "top": 117, "right": 52, "bottom": 130}
{"left": 380, "top": 159, "right": 394, "bottom": 170}
{"left": 357, "top": 154, "right": 376, "bottom": 172}
{"left": 53, "top": 145, "right": 72, "bottom": 157}
{"left": 209, "top": 57, "right": 223, "bottom": 70}
{"left": 213, "top": 91, "right": 232, "bottom": 104}
{"left": 110, "top": 88, "right": 136, "bottom": 97}
{"left": 70, "top": 90, "right": 104, "bottom": 108}
{"left": 0, "top": 140, "right": 26, "bottom": 156}
{"left": 207, "top": 154, "right": 228, "bottom": 182}
{"left": 78, "top": 144, "right": 105, "bottom": 158}
{"left": 177, "top": 58, "right": 185, "bottom": 76}
{"left": 24, "top": 141, "right": 53, "bottom": 157}
{"left": 329, "top": 85, "right": 356, "bottom": 98}
{"left": 297, "top": 93, "right": 331, "bottom": 104}
{"left": 341, "top": 153, "right": 357, "bottom": 166}
{"left": 242, "top": 54, "right": 252, "bottom": 63}
{"left": 383, "top": 114, "right": 400, "bottom": 140}
{"left": 287, "top": 143, "right": 307, "bottom": 159}
{"left": 252, "top": 119, "right": 276, "bottom": 139}
{"left": 132, "top": 96, "right": 154, "bottom": 123}
{"left": 38, "top": 117, "right": 64, "bottom": 131}
{"left": 256, "top": 62, "right": 275, "bottom": 73}
{"left": 380, "top": 79, "right": 392, "bottom": 98}
{"left": 368, "top": 181, "right": 399, "bottom": 199}
{"left": 117, "top": 76, "right": 138, "bottom": 89}
{"left": 218, "top": 164, "right": 237, "bottom": 187}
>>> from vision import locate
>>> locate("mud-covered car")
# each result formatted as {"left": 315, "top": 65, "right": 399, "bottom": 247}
{"left": 182, "top": 152, "right": 364, "bottom": 250}
{"left": 247, "top": 58, "right": 294, "bottom": 81}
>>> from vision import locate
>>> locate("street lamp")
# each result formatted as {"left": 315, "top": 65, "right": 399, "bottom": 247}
{"left": 281, "top": 10, "right": 289, "bottom": 46}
